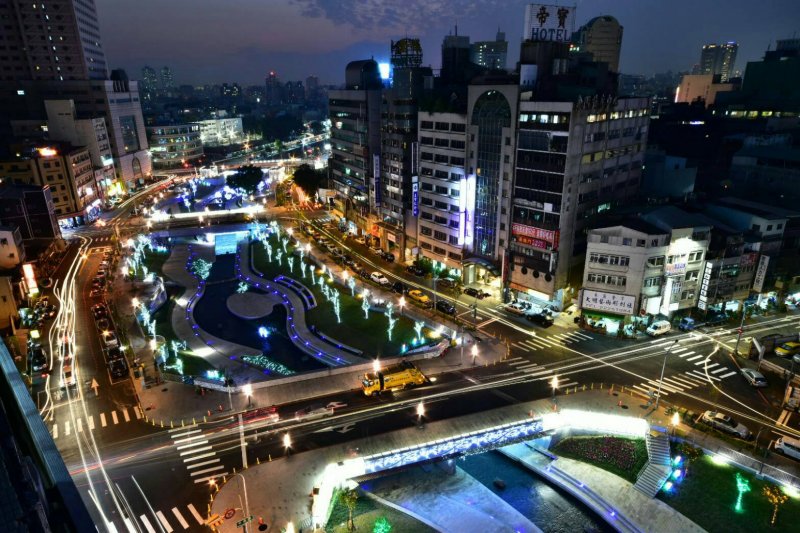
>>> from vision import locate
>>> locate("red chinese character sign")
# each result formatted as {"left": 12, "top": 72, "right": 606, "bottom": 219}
{"left": 512, "top": 223, "right": 560, "bottom": 250}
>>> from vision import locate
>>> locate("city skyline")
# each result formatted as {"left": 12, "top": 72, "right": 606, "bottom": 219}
{"left": 95, "top": 0, "right": 800, "bottom": 85}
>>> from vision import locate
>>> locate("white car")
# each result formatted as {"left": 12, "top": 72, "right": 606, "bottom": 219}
{"left": 701, "top": 410, "right": 751, "bottom": 439}
{"left": 62, "top": 364, "right": 76, "bottom": 388}
{"left": 504, "top": 302, "right": 528, "bottom": 315}
{"left": 646, "top": 320, "right": 672, "bottom": 336}
{"left": 741, "top": 368, "right": 767, "bottom": 387}
{"left": 102, "top": 331, "right": 119, "bottom": 348}
{"left": 294, "top": 404, "right": 334, "bottom": 420}
{"left": 370, "top": 272, "right": 390, "bottom": 286}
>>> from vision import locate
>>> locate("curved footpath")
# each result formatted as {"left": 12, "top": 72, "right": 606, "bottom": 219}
{"left": 210, "top": 390, "right": 704, "bottom": 533}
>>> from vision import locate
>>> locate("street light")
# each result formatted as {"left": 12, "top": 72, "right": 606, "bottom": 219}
{"left": 671, "top": 411, "right": 680, "bottom": 436}
{"left": 399, "top": 296, "right": 406, "bottom": 316}
{"left": 655, "top": 340, "right": 680, "bottom": 411}
{"left": 243, "top": 383, "right": 253, "bottom": 408}
{"left": 551, "top": 375, "right": 559, "bottom": 400}
{"left": 373, "top": 359, "right": 380, "bottom": 374}
{"left": 471, "top": 343, "right": 478, "bottom": 366}
{"left": 283, "top": 433, "right": 292, "bottom": 456}
{"left": 416, "top": 401, "right": 425, "bottom": 429}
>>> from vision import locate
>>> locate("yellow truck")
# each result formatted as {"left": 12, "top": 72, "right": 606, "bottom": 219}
{"left": 361, "top": 361, "right": 428, "bottom": 396}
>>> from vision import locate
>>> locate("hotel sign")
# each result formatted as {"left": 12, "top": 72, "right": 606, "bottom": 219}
{"left": 581, "top": 289, "right": 635, "bottom": 315}
{"left": 524, "top": 4, "right": 575, "bottom": 43}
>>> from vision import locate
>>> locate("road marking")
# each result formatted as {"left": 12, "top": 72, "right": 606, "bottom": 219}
{"left": 694, "top": 358, "right": 711, "bottom": 366}
{"left": 704, "top": 362, "right": 719, "bottom": 369}
{"left": 77, "top": 418, "right": 83, "bottom": 433}
{"left": 176, "top": 440, "right": 209, "bottom": 451}
{"left": 710, "top": 367, "right": 728, "bottom": 374}
{"left": 646, "top": 379, "right": 682, "bottom": 393}
{"left": 671, "top": 347, "right": 687, "bottom": 354}
{"left": 685, "top": 354, "right": 704, "bottom": 362}
{"left": 476, "top": 317, "right": 499, "bottom": 328}
{"left": 172, "top": 431, "right": 202, "bottom": 444}
{"left": 140, "top": 515, "right": 157, "bottom": 533}
{"left": 526, "top": 369, "right": 553, "bottom": 378}
{"left": 122, "top": 408, "right": 130, "bottom": 422}
{"left": 100, "top": 413, "right": 107, "bottom": 427}
{"left": 87, "top": 416, "right": 95, "bottom": 430}
{"left": 662, "top": 377, "right": 690, "bottom": 389}
{"left": 560, "top": 381, "right": 579, "bottom": 389}
{"left": 186, "top": 459, "right": 220, "bottom": 470}
{"left": 179, "top": 446, "right": 212, "bottom": 457}
{"left": 156, "top": 511, "right": 174, "bottom": 533}
{"left": 193, "top": 472, "right": 228, "bottom": 484}
{"left": 187, "top": 504, "right": 204, "bottom": 525}
{"left": 190, "top": 464, "right": 225, "bottom": 477}
{"left": 669, "top": 375, "right": 702, "bottom": 388}
{"left": 52, "top": 424, "right": 58, "bottom": 439}
{"left": 65, "top": 421, "right": 71, "bottom": 436}
{"left": 550, "top": 334, "right": 575, "bottom": 343}
{"left": 688, "top": 370, "right": 720, "bottom": 382}
{"left": 508, "top": 358, "right": 533, "bottom": 365}
{"left": 506, "top": 356, "right": 524, "bottom": 363}
{"left": 677, "top": 351, "right": 694, "bottom": 358}
{"left": 571, "top": 331, "right": 594, "bottom": 340}
{"left": 171, "top": 508, "right": 190, "bottom": 530}
{"left": 134, "top": 406, "right": 143, "bottom": 419}
{"left": 183, "top": 452, "right": 216, "bottom": 463}
{"left": 718, "top": 371, "right": 738, "bottom": 379}
{"left": 512, "top": 342, "right": 534, "bottom": 352}
{"left": 515, "top": 363, "right": 538, "bottom": 370}
{"left": 633, "top": 384, "right": 666, "bottom": 396}
{"left": 111, "top": 411, "right": 119, "bottom": 425}
{"left": 169, "top": 427, "right": 199, "bottom": 437}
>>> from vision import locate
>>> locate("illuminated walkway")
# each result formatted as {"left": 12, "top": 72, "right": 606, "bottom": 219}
{"left": 210, "top": 390, "right": 704, "bottom": 533}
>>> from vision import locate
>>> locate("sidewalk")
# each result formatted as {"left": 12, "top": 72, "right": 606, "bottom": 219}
{"left": 208, "top": 388, "right": 705, "bottom": 533}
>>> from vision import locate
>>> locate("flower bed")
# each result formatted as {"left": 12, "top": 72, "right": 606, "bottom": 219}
{"left": 551, "top": 435, "right": 648, "bottom": 483}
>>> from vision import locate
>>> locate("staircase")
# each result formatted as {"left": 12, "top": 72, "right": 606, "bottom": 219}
{"left": 633, "top": 431, "right": 672, "bottom": 497}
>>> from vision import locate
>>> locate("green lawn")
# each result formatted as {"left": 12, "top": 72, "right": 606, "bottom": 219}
{"left": 658, "top": 455, "right": 800, "bottom": 532}
{"left": 551, "top": 436, "right": 648, "bottom": 484}
{"left": 326, "top": 489, "right": 436, "bottom": 533}
{"left": 251, "top": 240, "right": 436, "bottom": 357}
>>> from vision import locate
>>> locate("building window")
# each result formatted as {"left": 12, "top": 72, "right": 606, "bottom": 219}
{"left": 687, "top": 250, "right": 703, "bottom": 262}
{"left": 646, "top": 256, "right": 665, "bottom": 267}
{"left": 420, "top": 226, "right": 432, "bottom": 236}
{"left": 752, "top": 224, "right": 761, "bottom": 231}
{"left": 685, "top": 270, "right": 699, "bottom": 281}
{"left": 680, "top": 290, "right": 695, "bottom": 300}
{"left": 643, "top": 276, "right": 661, "bottom": 288}
{"left": 650, "top": 238, "right": 659, "bottom": 246}
{"left": 622, "top": 238, "right": 632, "bottom": 246}
{"left": 636, "top": 239, "right": 646, "bottom": 247}
{"left": 767, "top": 225, "right": 773, "bottom": 231}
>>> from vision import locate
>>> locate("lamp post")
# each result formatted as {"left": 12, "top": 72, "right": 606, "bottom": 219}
{"left": 551, "top": 375, "right": 559, "bottom": 400}
{"left": 399, "top": 296, "right": 406, "bottom": 317}
{"left": 655, "top": 340, "right": 680, "bottom": 411}
{"left": 283, "top": 433, "right": 292, "bottom": 457}
{"left": 243, "top": 383, "right": 253, "bottom": 408}
{"left": 471, "top": 343, "right": 478, "bottom": 366}
{"left": 733, "top": 301, "right": 751, "bottom": 357}
{"left": 671, "top": 411, "right": 680, "bottom": 437}
{"left": 232, "top": 472, "right": 251, "bottom": 533}
{"left": 416, "top": 401, "right": 425, "bottom": 429}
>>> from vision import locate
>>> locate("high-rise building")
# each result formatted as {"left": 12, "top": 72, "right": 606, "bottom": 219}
{"left": 571, "top": 16, "right": 624, "bottom": 73}
{"left": 0, "top": 182, "right": 60, "bottom": 241}
{"left": 147, "top": 123, "right": 203, "bottom": 169}
{"left": 305, "top": 75, "right": 320, "bottom": 102}
{"left": 0, "top": 0, "right": 107, "bottom": 82}
{"left": 699, "top": 42, "right": 738, "bottom": 82}
{"left": 470, "top": 31, "right": 508, "bottom": 70}
{"left": 160, "top": 66, "right": 174, "bottom": 92}
{"left": 441, "top": 31, "right": 472, "bottom": 85}
{"left": 285, "top": 81, "right": 305, "bottom": 105}
{"left": 328, "top": 60, "right": 382, "bottom": 235}
{"left": 140, "top": 66, "right": 159, "bottom": 102}
{"left": 265, "top": 71, "right": 283, "bottom": 106}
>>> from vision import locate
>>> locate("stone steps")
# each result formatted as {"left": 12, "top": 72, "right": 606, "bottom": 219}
{"left": 633, "top": 432, "right": 672, "bottom": 497}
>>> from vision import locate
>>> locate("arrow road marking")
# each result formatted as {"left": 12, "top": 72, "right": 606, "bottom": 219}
{"left": 90, "top": 378, "right": 99, "bottom": 397}
{"left": 335, "top": 423, "right": 356, "bottom": 434}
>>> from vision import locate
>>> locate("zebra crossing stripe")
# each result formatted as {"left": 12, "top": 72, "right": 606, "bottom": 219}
{"left": 77, "top": 418, "right": 83, "bottom": 433}
{"left": 686, "top": 354, "right": 704, "bottom": 362}
{"left": 515, "top": 363, "right": 538, "bottom": 371}
{"left": 634, "top": 384, "right": 665, "bottom": 396}
{"left": 704, "top": 362, "right": 719, "bottom": 369}
{"left": 100, "top": 413, "right": 107, "bottom": 427}
{"left": 122, "top": 408, "right": 130, "bottom": 422}
{"left": 88, "top": 416, "right": 95, "bottom": 430}
{"left": 710, "top": 367, "right": 728, "bottom": 374}
{"left": 183, "top": 452, "right": 216, "bottom": 463}
{"left": 662, "top": 377, "right": 690, "bottom": 390}
{"left": 508, "top": 359, "right": 532, "bottom": 366}
{"left": 171, "top": 508, "right": 189, "bottom": 530}
{"left": 176, "top": 440, "right": 209, "bottom": 451}
{"left": 187, "top": 504, "right": 204, "bottom": 525}
{"left": 65, "top": 421, "right": 71, "bottom": 436}
{"left": 694, "top": 358, "right": 712, "bottom": 366}
{"left": 506, "top": 357, "right": 524, "bottom": 363}
{"left": 671, "top": 347, "right": 687, "bottom": 354}
{"left": 180, "top": 446, "right": 212, "bottom": 457}
{"left": 646, "top": 379, "right": 681, "bottom": 393}
{"left": 669, "top": 375, "right": 703, "bottom": 387}
{"left": 571, "top": 331, "right": 593, "bottom": 340}
{"left": 718, "top": 371, "right": 738, "bottom": 379}
{"left": 186, "top": 459, "right": 220, "bottom": 470}
{"left": 112, "top": 411, "right": 119, "bottom": 425}
{"left": 156, "top": 511, "right": 174, "bottom": 533}
{"left": 512, "top": 342, "right": 534, "bottom": 352}
{"left": 52, "top": 424, "right": 58, "bottom": 439}
{"left": 550, "top": 334, "right": 575, "bottom": 343}
{"left": 140, "top": 515, "right": 156, "bottom": 533}
{"left": 677, "top": 351, "right": 694, "bottom": 358}
{"left": 134, "top": 406, "right": 143, "bottom": 419}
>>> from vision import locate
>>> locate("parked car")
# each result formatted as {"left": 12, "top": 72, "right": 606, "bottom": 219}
{"left": 92, "top": 303, "right": 108, "bottom": 319}
{"left": 504, "top": 301, "right": 531, "bottom": 316}
{"left": 354, "top": 236, "right": 366, "bottom": 245}
{"left": 437, "top": 278, "right": 455, "bottom": 290}
{"left": 406, "top": 264, "right": 425, "bottom": 277}
{"left": 370, "top": 272, "right": 391, "bottom": 286}
{"left": 527, "top": 312, "right": 554, "bottom": 327}
{"left": 105, "top": 346, "right": 123, "bottom": 362}
{"left": 646, "top": 320, "right": 672, "bottom": 336}
{"left": 62, "top": 364, "right": 76, "bottom": 388}
{"left": 31, "top": 347, "right": 48, "bottom": 372}
{"left": 96, "top": 318, "right": 111, "bottom": 332}
{"left": 392, "top": 281, "right": 409, "bottom": 295}
{"left": 294, "top": 404, "right": 334, "bottom": 420}
{"left": 89, "top": 287, "right": 103, "bottom": 298}
{"left": 407, "top": 289, "right": 432, "bottom": 308}
{"left": 102, "top": 331, "right": 119, "bottom": 348}
{"left": 701, "top": 410, "right": 751, "bottom": 439}
{"left": 108, "top": 358, "right": 129, "bottom": 379}
{"left": 380, "top": 251, "right": 395, "bottom": 263}
{"left": 741, "top": 368, "right": 768, "bottom": 387}
{"left": 357, "top": 268, "right": 370, "bottom": 280}
{"left": 775, "top": 342, "right": 800, "bottom": 358}
{"left": 369, "top": 246, "right": 382, "bottom": 255}
{"left": 774, "top": 435, "right": 800, "bottom": 461}
{"left": 435, "top": 300, "right": 456, "bottom": 315}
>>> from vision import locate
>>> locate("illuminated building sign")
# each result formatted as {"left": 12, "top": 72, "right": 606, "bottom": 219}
{"left": 523, "top": 4, "right": 575, "bottom": 43}
{"left": 511, "top": 223, "right": 559, "bottom": 250}
{"left": 36, "top": 147, "right": 58, "bottom": 157}
{"left": 411, "top": 176, "right": 419, "bottom": 217}
{"left": 664, "top": 262, "right": 687, "bottom": 276}
{"left": 752, "top": 255, "right": 770, "bottom": 293}
{"left": 581, "top": 289, "right": 635, "bottom": 315}
{"left": 373, "top": 154, "right": 381, "bottom": 208}
{"left": 697, "top": 261, "right": 713, "bottom": 310}
{"left": 22, "top": 263, "right": 38, "bottom": 295}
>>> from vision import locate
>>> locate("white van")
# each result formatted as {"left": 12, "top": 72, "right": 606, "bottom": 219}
{"left": 646, "top": 320, "right": 672, "bottom": 336}
{"left": 775, "top": 435, "right": 800, "bottom": 460}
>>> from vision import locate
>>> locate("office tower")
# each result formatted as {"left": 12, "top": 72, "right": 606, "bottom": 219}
{"left": 328, "top": 60, "right": 382, "bottom": 235}
{"left": 699, "top": 42, "right": 738, "bottom": 82}
{"left": 147, "top": 123, "right": 203, "bottom": 169}
{"left": 441, "top": 30, "right": 472, "bottom": 85}
{"left": 305, "top": 75, "right": 320, "bottom": 102}
{"left": 470, "top": 31, "right": 508, "bottom": 70}
{"left": 140, "top": 66, "right": 159, "bottom": 101}
{"left": 376, "top": 38, "right": 432, "bottom": 259}
{"left": 265, "top": 71, "right": 283, "bottom": 106}
{"left": 571, "top": 16, "right": 624, "bottom": 73}
{"left": 0, "top": 0, "right": 107, "bottom": 82}
{"left": 285, "top": 81, "right": 305, "bottom": 105}
{"left": 160, "top": 66, "right": 174, "bottom": 92}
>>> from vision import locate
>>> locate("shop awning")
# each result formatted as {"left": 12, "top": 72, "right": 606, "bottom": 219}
{"left": 462, "top": 256, "right": 501, "bottom": 276}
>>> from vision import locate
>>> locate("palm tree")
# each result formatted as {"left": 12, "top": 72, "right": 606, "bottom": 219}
{"left": 342, "top": 488, "right": 359, "bottom": 531}
{"left": 763, "top": 484, "right": 789, "bottom": 526}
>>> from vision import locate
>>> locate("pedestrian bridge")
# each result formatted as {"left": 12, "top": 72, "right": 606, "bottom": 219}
{"left": 312, "top": 409, "right": 649, "bottom": 525}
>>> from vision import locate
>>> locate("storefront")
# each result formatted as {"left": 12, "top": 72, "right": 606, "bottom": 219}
{"left": 579, "top": 289, "right": 638, "bottom": 338}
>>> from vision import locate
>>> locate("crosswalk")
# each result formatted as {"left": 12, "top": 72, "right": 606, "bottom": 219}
{"left": 169, "top": 426, "right": 229, "bottom": 485}
{"left": 51, "top": 405, "right": 142, "bottom": 439}
{"left": 510, "top": 330, "right": 594, "bottom": 353}
{"left": 630, "top": 343, "right": 739, "bottom": 398}
{"left": 135, "top": 503, "right": 206, "bottom": 532}
{"left": 505, "top": 357, "right": 580, "bottom": 389}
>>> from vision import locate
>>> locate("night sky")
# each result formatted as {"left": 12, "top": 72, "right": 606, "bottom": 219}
{"left": 96, "top": 0, "right": 800, "bottom": 86}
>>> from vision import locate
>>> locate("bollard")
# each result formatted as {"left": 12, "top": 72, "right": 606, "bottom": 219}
{"left": 170, "top": 420, "right": 174, "bottom": 429}
{"left": 160, "top": 420, "right": 164, "bottom": 428}
{"left": 193, "top": 417, "right": 196, "bottom": 425}
{"left": 268, "top": 454, "right": 272, "bottom": 462}
{"left": 207, "top": 410, "right": 212, "bottom": 417}
{"left": 257, "top": 457, "right": 260, "bottom": 465}
{"left": 591, "top": 383, "right": 594, "bottom": 390}
{"left": 204, "top": 415, "right": 207, "bottom": 423}
{"left": 181, "top": 420, "right": 185, "bottom": 428}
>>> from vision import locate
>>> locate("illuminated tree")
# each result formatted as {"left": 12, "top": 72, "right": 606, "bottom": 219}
{"left": 191, "top": 258, "right": 212, "bottom": 280}
{"left": 674, "top": 442, "right": 703, "bottom": 477}
{"left": 342, "top": 489, "right": 359, "bottom": 532}
{"left": 373, "top": 517, "right": 392, "bottom": 533}
{"left": 763, "top": 484, "right": 789, "bottom": 526}
{"left": 734, "top": 472, "right": 751, "bottom": 512}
